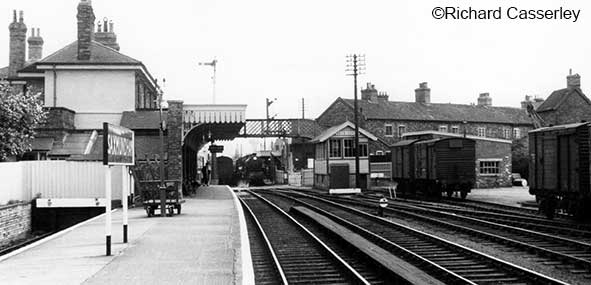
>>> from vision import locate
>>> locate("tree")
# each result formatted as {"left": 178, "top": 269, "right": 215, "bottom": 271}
{"left": 512, "top": 136, "right": 529, "bottom": 179}
{"left": 0, "top": 81, "right": 46, "bottom": 161}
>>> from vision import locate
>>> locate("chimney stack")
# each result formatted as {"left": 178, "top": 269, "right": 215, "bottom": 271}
{"left": 520, "top": 95, "right": 532, "bottom": 109}
{"left": 95, "top": 17, "right": 120, "bottom": 51}
{"left": 8, "top": 10, "right": 27, "bottom": 78}
{"left": 77, "top": 0, "right": 95, "bottom": 60}
{"left": 415, "top": 82, "right": 430, "bottom": 103}
{"left": 477, "top": 92, "right": 492, "bottom": 106}
{"left": 361, "top": 83, "right": 378, "bottom": 102}
{"left": 567, "top": 69, "right": 581, "bottom": 89}
{"left": 27, "top": 28, "right": 43, "bottom": 61}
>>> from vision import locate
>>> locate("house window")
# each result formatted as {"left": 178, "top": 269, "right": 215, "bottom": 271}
{"left": 359, "top": 143, "right": 368, "bottom": 157}
{"left": 385, "top": 124, "right": 393, "bottom": 137}
{"left": 513, "top": 128, "right": 521, "bottom": 139}
{"left": 398, "top": 125, "right": 406, "bottom": 138}
{"left": 477, "top": 127, "right": 486, "bottom": 137}
{"left": 375, "top": 150, "right": 384, "bottom": 155}
{"left": 451, "top": 126, "right": 459, "bottom": 134}
{"left": 329, "top": 139, "right": 342, "bottom": 158}
{"left": 503, "top": 128, "right": 511, "bottom": 139}
{"left": 438, "top": 125, "right": 448, "bottom": 132}
{"left": 343, "top": 139, "right": 355, "bottom": 157}
{"left": 479, "top": 160, "right": 501, "bottom": 175}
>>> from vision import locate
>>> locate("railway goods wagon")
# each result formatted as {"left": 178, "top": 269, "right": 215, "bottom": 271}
{"left": 528, "top": 122, "right": 591, "bottom": 219}
{"left": 392, "top": 137, "right": 476, "bottom": 199}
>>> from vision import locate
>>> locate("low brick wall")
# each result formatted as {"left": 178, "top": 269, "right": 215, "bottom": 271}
{"left": 0, "top": 202, "right": 31, "bottom": 248}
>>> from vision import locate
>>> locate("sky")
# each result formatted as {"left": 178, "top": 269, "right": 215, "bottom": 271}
{"left": 1, "top": 0, "right": 591, "bottom": 156}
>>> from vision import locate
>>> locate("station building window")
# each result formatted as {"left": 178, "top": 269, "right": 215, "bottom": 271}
{"left": 513, "top": 128, "right": 521, "bottom": 139}
{"left": 479, "top": 160, "right": 501, "bottom": 175}
{"left": 451, "top": 126, "right": 459, "bottom": 134}
{"left": 385, "top": 124, "right": 393, "bottom": 137}
{"left": 398, "top": 125, "right": 406, "bottom": 138}
{"left": 438, "top": 125, "right": 448, "bottom": 132}
{"left": 477, "top": 127, "right": 486, "bottom": 137}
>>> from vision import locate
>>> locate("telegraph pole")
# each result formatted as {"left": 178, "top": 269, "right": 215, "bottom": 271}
{"left": 346, "top": 54, "right": 365, "bottom": 189}
{"left": 157, "top": 78, "right": 167, "bottom": 217}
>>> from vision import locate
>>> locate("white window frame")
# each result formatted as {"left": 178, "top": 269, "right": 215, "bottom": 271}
{"left": 375, "top": 150, "right": 384, "bottom": 155}
{"left": 398, "top": 125, "right": 406, "bottom": 138}
{"left": 503, "top": 128, "right": 511, "bottom": 139}
{"left": 513, "top": 128, "right": 521, "bottom": 139}
{"left": 479, "top": 159, "right": 501, "bottom": 176}
{"left": 385, "top": 124, "right": 393, "bottom": 137}
{"left": 451, "top": 126, "right": 459, "bottom": 134}
{"left": 477, "top": 127, "right": 486, "bottom": 137}
{"left": 438, "top": 125, "right": 448, "bottom": 133}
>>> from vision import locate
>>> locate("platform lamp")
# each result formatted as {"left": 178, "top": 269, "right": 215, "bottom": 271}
{"left": 157, "top": 78, "right": 167, "bottom": 217}
{"left": 346, "top": 54, "right": 366, "bottom": 189}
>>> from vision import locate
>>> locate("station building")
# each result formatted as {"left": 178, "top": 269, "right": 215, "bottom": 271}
{"left": 317, "top": 82, "right": 534, "bottom": 153}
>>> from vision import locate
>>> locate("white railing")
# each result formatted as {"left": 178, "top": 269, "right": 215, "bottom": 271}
{"left": 0, "top": 161, "right": 126, "bottom": 205}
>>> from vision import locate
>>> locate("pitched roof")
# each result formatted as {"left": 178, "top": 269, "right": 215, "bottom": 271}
{"left": 120, "top": 111, "right": 167, "bottom": 130}
{"left": 311, "top": 121, "right": 377, "bottom": 143}
{"left": 339, "top": 98, "right": 531, "bottom": 125}
{"left": 536, "top": 88, "right": 591, "bottom": 112}
{"left": 0, "top": 66, "right": 8, "bottom": 78}
{"left": 38, "top": 40, "right": 141, "bottom": 65}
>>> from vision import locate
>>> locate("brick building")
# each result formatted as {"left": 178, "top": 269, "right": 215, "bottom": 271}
{"left": 535, "top": 73, "right": 591, "bottom": 126}
{"left": 317, "top": 82, "right": 533, "bottom": 154}
{"left": 1, "top": 1, "right": 163, "bottom": 163}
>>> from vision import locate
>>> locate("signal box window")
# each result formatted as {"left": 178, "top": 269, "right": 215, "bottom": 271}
{"left": 343, "top": 139, "right": 355, "bottom": 157}
{"left": 329, "top": 139, "right": 342, "bottom": 158}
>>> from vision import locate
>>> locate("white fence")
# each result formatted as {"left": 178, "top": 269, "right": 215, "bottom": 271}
{"left": 0, "top": 161, "right": 126, "bottom": 205}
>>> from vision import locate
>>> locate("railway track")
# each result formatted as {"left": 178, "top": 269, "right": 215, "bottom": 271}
{"left": 358, "top": 195, "right": 591, "bottom": 243}
{"left": 318, "top": 193, "right": 591, "bottom": 275}
{"left": 260, "top": 190, "right": 565, "bottom": 285}
{"left": 238, "top": 191, "right": 370, "bottom": 284}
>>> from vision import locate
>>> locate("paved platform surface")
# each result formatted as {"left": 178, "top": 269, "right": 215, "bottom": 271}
{"left": 0, "top": 186, "right": 250, "bottom": 285}
{"left": 467, "top": 186, "right": 537, "bottom": 208}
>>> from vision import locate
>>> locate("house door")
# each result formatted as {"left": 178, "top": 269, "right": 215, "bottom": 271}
{"left": 330, "top": 164, "right": 349, "bottom": 188}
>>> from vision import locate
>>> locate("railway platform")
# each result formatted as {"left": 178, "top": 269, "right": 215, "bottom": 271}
{"left": 0, "top": 186, "right": 252, "bottom": 285}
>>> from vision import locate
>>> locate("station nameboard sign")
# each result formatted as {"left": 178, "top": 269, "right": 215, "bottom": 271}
{"left": 209, "top": 145, "right": 224, "bottom": 153}
{"left": 103, "top": 123, "right": 135, "bottom": 165}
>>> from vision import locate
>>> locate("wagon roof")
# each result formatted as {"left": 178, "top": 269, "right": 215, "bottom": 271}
{"left": 390, "top": 139, "right": 420, "bottom": 147}
{"left": 528, "top": 122, "right": 590, "bottom": 133}
{"left": 402, "top": 130, "right": 512, "bottom": 144}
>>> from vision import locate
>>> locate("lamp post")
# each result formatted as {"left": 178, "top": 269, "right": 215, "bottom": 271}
{"left": 157, "top": 79, "right": 167, "bottom": 217}
{"left": 346, "top": 54, "right": 366, "bottom": 189}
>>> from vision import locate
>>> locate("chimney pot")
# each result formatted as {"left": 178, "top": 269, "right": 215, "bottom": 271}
{"left": 477, "top": 92, "right": 492, "bottom": 106}
{"left": 12, "top": 10, "right": 16, "bottom": 22}
{"left": 19, "top": 11, "right": 23, "bottom": 22}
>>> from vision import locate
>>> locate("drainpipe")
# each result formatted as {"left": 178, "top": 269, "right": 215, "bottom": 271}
{"left": 52, "top": 64, "right": 57, "bottom": 107}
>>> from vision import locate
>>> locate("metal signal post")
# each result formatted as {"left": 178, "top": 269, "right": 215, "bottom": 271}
{"left": 199, "top": 58, "right": 218, "bottom": 104}
{"left": 346, "top": 54, "right": 366, "bottom": 189}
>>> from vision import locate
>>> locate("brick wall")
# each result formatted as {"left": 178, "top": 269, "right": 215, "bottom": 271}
{"left": 38, "top": 107, "right": 75, "bottom": 131}
{"left": 475, "top": 141, "right": 512, "bottom": 188}
{"left": 166, "top": 101, "right": 183, "bottom": 182}
{"left": 539, "top": 91, "right": 591, "bottom": 125}
{"left": 0, "top": 202, "right": 31, "bottom": 248}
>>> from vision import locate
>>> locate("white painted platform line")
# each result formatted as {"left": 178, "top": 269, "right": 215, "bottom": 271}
{"left": 0, "top": 209, "right": 118, "bottom": 263}
{"left": 329, "top": 188, "right": 362, "bottom": 194}
{"left": 228, "top": 186, "right": 255, "bottom": 285}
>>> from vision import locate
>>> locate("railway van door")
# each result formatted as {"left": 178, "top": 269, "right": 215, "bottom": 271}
{"left": 330, "top": 164, "right": 350, "bottom": 188}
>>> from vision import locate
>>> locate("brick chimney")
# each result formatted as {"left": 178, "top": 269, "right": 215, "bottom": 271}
{"left": 361, "top": 83, "right": 379, "bottom": 102}
{"left": 377, "top": 91, "right": 389, "bottom": 103}
{"left": 27, "top": 28, "right": 43, "bottom": 61}
{"left": 95, "top": 18, "right": 120, "bottom": 51}
{"left": 77, "top": 0, "right": 95, "bottom": 60}
{"left": 477, "top": 92, "right": 492, "bottom": 106}
{"left": 415, "top": 82, "right": 430, "bottom": 103}
{"left": 567, "top": 70, "right": 581, "bottom": 89}
{"left": 520, "top": 95, "right": 532, "bottom": 109}
{"left": 8, "top": 10, "right": 27, "bottom": 78}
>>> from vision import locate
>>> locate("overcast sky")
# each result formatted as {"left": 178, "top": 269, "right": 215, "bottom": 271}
{"left": 2, "top": 0, "right": 590, "bottom": 155}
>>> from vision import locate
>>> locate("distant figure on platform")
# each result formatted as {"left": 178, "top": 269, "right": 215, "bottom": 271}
{"left": 201, "top": 162, "right": 211, "bottom": 186}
